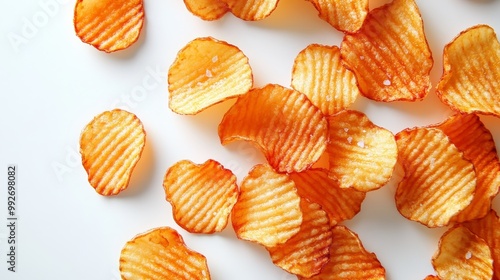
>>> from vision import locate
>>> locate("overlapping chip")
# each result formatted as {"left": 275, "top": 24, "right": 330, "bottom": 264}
{"left": 120, "top": 227, "right": 211, "bottom": 279}
{"left": 80, "top": 109, "right": 146, "bottom": 196}
{"left": 219, "top": 84, "right": 328, "bottom": 173}
{"left": 183, "top": 0, "right": 279, "bottom": 21}
{"left": 74, "top": 0, "right": 144, "bottom": 52}
{"left": 168, "top": 37, "right": 253, "bottom": 115}
{"left": 163, "top": 159, "right": 238, "bottom": 234}
{"left": 340, "top": 0, "right": 433, "bottom": 101}
{"left": 436, "top": 25, "right": 500, "bottom": 117}
{"left": 306, "top": 0, "right": 368, "bottom": 33}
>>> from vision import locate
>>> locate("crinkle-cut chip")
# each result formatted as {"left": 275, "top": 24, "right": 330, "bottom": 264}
{"left": 291, "top": 44, "right": 360, "bottom": 116}
{"left": 340, "top": 0, "right": 433, "bottom": 102}
{"left": 267, "top": 200, "right": 333, "bottom": 278}
{"left": 289, "top": 169, "right": 366, "bottom": 226}
{"left": 120, "top": 227, "right": 211, "bottom": 280}
{"left": 168, "top": 37, "right": 253, "bottom": 115}
{"left": 432, "top": 225, "right": 493, "bottom": 280}
{"left": 307, "top": 0, "right": 368, "bottom": 33}
{"left": 74, "top": 0, "right": 144, "bottom": 52}
{"left": 302, "top": 225, "right": 385, "bottom": 280}
{"left": 327, "top": 110, "right": 397, "bottom": 192}
{"left": 80, "top": 109, "right": 146, "bottom": 196}
{"left": 183, "top": 0, "right": 229, "bottom": 21}
{"left": 163, "top": 159, "right": 238, "bottom": 234}
{"left": 219, "top": 84, "right": 328, "bottom": 173}
{"left": 395, "top": 127, "right": 476, "bottom": 227}
{"left": 434, "top": 113, "right": 500, "bottom": 223}
{"left": 436, "top": 25, "right": 500, "bottom": 117}
{"left": 231, "top": 164, "right": 303, "bottom": 247}
{"left": 225, "top": 0, "right": 279, "bottom": 21}
{"left": 423, "top": 276, "right": 440, "bottom": 280}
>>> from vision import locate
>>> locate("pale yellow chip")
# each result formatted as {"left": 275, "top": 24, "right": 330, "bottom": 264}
{"left": 307, "top": 0, "right": 368, "bottom": 33}
{"left": 183, "top": 0, "right": 278, "bottom": 21}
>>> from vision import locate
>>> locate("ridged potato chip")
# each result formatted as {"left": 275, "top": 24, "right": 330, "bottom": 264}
{"left": 163, "top": 159, "right": 238, "bottom": 234}
{"left": 340, "top": 0, "right": 433, "bottom": 102}
{"left": 436, "top": 25, "right": 500, "bottom": 117}
{"left": 395, "top": 127, "right": 476, "bottom": 227}
{"left": 80, "top": 109, "right": 146, "bottom": 196}
{"left": 231, "top": 164, "right": 303, "bottom": 247}
{"left": 291, "top": 44, "right": 360, "bottom": 116}
{"left": 120, "top": 227, "right": 211, "bottom": 279}
{"left": 183, "top": 0, "right": 278, "bottom": 21}
{"left": 168, "top": 37, "right": 253, "bottom": 115}
{"left": 219, "top": 84, "right": 328, "bottom": 173}
{"left": 307, "top": 0, "right": 368, "bottom": 33}
{"left": 183, "top": 0, "right": 229, "bottom": 21}
{"left": 423, "top": 276, "right": 440, "bottom": 280}
{"left": 74, "top": 0, "right": 144, "bottom": 52}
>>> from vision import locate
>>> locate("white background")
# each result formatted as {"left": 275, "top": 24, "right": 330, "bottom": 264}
{"left": 1, "top": 0, "right": 499, "bottom": 279}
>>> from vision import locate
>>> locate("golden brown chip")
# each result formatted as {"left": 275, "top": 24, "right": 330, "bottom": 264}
{"left": 327, "top": 110, "right": 397, "bottom": 192}
{"left": 219, "top": 84, "right": 328, "bottom": 173}
{"left": 80, "top": 109, "right": 146, "bottom": 196}
{"left": 120, "top": 227, "right": 211, "bottom": 280}
{"left": 423, "top": 276, "right": 440, "bottom": 280}
{"left": 183, "top": 0, "right": 229, "bottom": 21}
{"left": 432, "top": 225, "right": 493, "bottom": 280}
{"left": 231, "top": 164, "right": 303, "bottom": 247}
{"left": 74, "top": 0, "right": 144, "bottom": 52}
{"left": 307, "top": 0, "right": 368, "bottom": 33}
{"left": 163, "top": 159, "right": 238, "bottom": 234}
{"left": 168, "top": 37, "right": 253, "bottom": 115}
{"left": 395, "top": 127, "right": 476, "bottom": 227}
{"left": 225, "top": 0, "right": 279, "bottom": 21}
{"left": 436, "top": 25, "right": 500, "bottom": 117}
{"left": 340, "top": 0, "right": 433, "bottom": 101}
{"left": 291, "top": 44, "right": 360, "bottom": 116}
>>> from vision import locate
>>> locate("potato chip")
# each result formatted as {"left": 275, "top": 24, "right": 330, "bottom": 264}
{"left": 423, "top": 276, "right": 440, "bottom": 280}
{"left": 120, "top": 227, "right": 211, "bottom": 279}
{"left": 289, "top": 168, "right": 366, "bottom": 226}
{"left": 307, "top": 0, "right": 368, "bottom": 33}
{"left": 183, "top": 0, "right": 278, "bottom": 21}
{"left": 327, "top": 110, "right": 397, "bottom": 192}
{"left": 291, "top": 44, "right": 360, "bottom": 116}
{"left": 432, "top": 225, "right": 493, "bottom": 280}
{"left": 436, "top": 25, "right": 500, "bottom": 117}
{"left": 80, "top": 109, "right": 146, "bottom": 196}
{"left": 168, "top": 37, "right": 253, "bottom": 115}
{"left": 163, "top": 159, "right": 238, "bottom": 234}
{"left": 183, "top": 0, "right": 229, "bottom": 21}
{"left": 219, "top": 84, "right": 328, "bottom": 173}
{"left": 231, "top": 164, "right": 303, "bottom": 247}
{"left": 74, "top": 0, "right": 144, "bottom": 52}
{"left": 340, "top": 0, "right": 433, "bottom": 101}
{"left": 395, "top": 127, "right": 476, "bottom": 227}
{"left": 267, "top": 200, "right": 333, "bottom": 278}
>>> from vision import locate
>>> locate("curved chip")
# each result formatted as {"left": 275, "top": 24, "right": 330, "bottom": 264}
{"left": 291, "top": 44, "right": 360, "bottom": 116}
{"left": 327, "top": 110, "right": 397, "bottom": 192}
{"left": 395, "top": 127, "right": 476, "bottom": 227}
{"left": 120, "top": 227, "right": 211, "bottom": 279}
{"left": 168, "top": 37, "right": 253, "bottom": 115}
{"left": 163, "top": 159, "right": 238, "bottom": 234}
{"left": 307, "top": 0, "right": 368, "bottom": 33}
{"left": 183, "top": 0, "right": 229, "bottom": 21}
{"left": 423, "top": 276, "right": 440, "bottom": 280}
{"left": 436, "top": 25, "right": 500, "bottom": 117}
{"left": 340, "top": 0, "right": 433, "bottom": 102}
{"left": 219, "top": 84, "right": 328, "bottom": 173}
{"left": 80, "top": 109, "right": 146, "bottom": 196}
{"left": 231, "top": 164, "right": 303, "bottom": 247}
{"left": 182, "top": 0, "right": 278, "bottom": 21}
{"left": 74, "top": 0, "right": 144, "bottom": 52}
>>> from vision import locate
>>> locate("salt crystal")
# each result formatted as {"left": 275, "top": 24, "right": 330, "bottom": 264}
{"left": 357, "top": 140, "right": 365, "bottom": 148}
{"left": 383, "top": 79, "right": 391, "bottom": 86}
{"left": 206, "top": 69, "right": 213, "bottom": 78}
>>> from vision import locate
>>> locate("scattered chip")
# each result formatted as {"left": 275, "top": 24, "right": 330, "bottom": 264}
{"left": 340, "top": 0, "right": 433, "bottom": 101}
{"left": 168, "top": 37, "right": 253, "bottom": 115}
{"left": 80, "top": 109, "right": 146, "bottom": 196}
{"left": 219, "top": 84, "right": 328, "bottom": 173}
{"left": 436, "top": 25, "right": 500, "bottom": 117}
{"left": 120, "top": 227, "right": 211, "bottom": 279}
{"left": 423, "top": 276, "right": 440, "bottom": 280}
{"left": 291, "top": 44, "right": 360, "bottom": 116}
{"left": 183, "top": 0, "right": 278, "bottom": 21}
{"left": 74, "top": 0, "right": 144, "bottom": 52}
{"left": 306, "top": 0, "right": 368, "bottom": 33}
{"left": 163, "top": 159, "right": 238, "bottom": 234}
{"left": 183, "top": 0, "right": 229, "bottom": 21}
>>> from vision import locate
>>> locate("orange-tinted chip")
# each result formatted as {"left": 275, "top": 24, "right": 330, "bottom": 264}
{"left": 432, "top": 225, "right": 493, "bottom": 280}
{"left": 436, "top": 25, "right": 500, "bottom": 117}
{"left": 183, "top": 0, "right": 278, "bottom": 21}
{"left": 231, "top": 164, "right": 303, "bottom": 247}
{"left": 120, "top": 227, "right": 211, "bottom": 279}
{"left": 395, "top": 127, "right": 476, "bottom": 227}
{"left": 340, "top": 0, "right": 433, "bottom": 101}
{"left": 291, "top": 44, "right": 360, "bottom": 116}
{"left": 327, "top": 110, "right": 397, "bottom": 192}
{"left": 219, "top": 84, "right": 328, "bottom": 173}
{"left": 423, "top": 276, "right": 440, "bottom": 280}
{"left": 307, "top": 0, "right": 368, "bottom": 33}
{"left": 183, "top": 0, "right": 229, "bottom": 21}
{"left": 168, "top": 37, "right": 253, "bottom": 115}
{"left": 163, "top": 159, "right": 238, "bottom": 234}
{"left": 80, "top": 109, "right": 146, "bottom": 196}
{"left": 74, "top": 0, "right": 144, "bottom": 52}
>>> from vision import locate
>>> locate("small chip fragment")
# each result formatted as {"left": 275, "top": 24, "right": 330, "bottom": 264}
{"left": 183, "top": 0, "right": 278, "bottom": 21}
{"left": 80, "top": 109, "right": 146, "bottom": 196}
{"left": 306, "top": 0, "right": 368, "bottom": 33}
